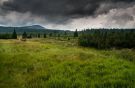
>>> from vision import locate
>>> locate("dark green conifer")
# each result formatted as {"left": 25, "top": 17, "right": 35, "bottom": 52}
{"left": 74, "top": 29, "right": 78, "bottom": 37}
{"left": 12, "top": 29, "right": 17, "bottom": 39}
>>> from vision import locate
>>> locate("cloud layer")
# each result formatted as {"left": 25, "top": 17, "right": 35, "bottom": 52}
{"left": 0, "top": 0, "right": 135, "bottom": 30}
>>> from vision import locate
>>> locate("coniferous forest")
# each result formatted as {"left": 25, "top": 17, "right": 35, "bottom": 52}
{"left": 79, "top": 29, "right": 135, "bottom": 49}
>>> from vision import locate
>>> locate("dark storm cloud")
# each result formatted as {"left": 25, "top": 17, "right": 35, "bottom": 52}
{"left": 0, "top": 0, "right": 135, "bottom": 29}
{"left": 1, "top": 0, "right": 135, "bottom": 18}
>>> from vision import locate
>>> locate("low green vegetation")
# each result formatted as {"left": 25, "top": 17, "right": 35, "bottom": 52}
{"left": 0, "top": 38, "right": 135, "bottom": 88}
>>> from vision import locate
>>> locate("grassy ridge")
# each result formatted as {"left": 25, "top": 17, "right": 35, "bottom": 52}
{"left": 0, "top": 39, "right": 135, "bottom": 88}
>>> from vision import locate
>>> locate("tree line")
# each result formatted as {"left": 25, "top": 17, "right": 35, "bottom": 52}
{"left": 78, "top": 29, "right": 135, "bottom": 49}
{"left": 0, "top": 29, "right": 79, "bottom": 39}
{"left": 0, "top": 29, "right": 17, "bottom": 39}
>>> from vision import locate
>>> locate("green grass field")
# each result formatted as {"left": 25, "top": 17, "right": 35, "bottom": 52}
{"left": 0, "top": 38, "right": 135, "bottom": 88}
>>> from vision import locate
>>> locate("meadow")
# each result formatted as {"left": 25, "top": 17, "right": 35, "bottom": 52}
{"left": 0, "top": 38, "right": 135, "bottom": 88}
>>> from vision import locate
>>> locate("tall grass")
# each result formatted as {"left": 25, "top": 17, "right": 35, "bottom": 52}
{"left": 0, "top": 39, "right": 135, "bottom": 88}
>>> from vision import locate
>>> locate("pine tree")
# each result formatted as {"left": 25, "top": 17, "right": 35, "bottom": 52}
{"left": 27, "top": 34, "right": 32, "bottom": 38}
{"left": 38, "top": 33, "right": 40, "bottom": 38}
{"left": 44, "top": 33, "right": 47, "bottom": 38}
{"left": 74, "top": 29, "right": 78, "bottom": 37}
{"left": 22, "top": 32, "right": 27, "bottom": 39}
{"left": 12, "top": 29, "right": 17, "bottom": 39}
{"left": 64, "top": 32, "right": 67, "bottom": 36}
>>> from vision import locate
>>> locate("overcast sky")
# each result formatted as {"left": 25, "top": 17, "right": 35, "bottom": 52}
{"left": 0, "top": 0, "right": 135, "bottom": 30}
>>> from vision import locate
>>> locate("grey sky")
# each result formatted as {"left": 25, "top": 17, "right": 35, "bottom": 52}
{"left": 0, "top": 0, "right": 135, "bottom": 30}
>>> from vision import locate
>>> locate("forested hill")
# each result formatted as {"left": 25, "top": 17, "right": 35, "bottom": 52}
{"left": 0, "top": 25, "right": 69, "bottom": 33}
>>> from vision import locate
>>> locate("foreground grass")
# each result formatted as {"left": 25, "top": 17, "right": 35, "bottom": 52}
{"left": 0, "top": 38, "right": 135, "bottom": 88}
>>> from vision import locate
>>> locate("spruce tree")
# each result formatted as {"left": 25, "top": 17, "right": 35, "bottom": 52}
{"left": 12, "top": 29, "right": 17, "bottom": 39}
{"left": 64, "top": 32, "right": 67, "bottom": 36}
{"left": 22, "top": 32, "right": 27, "bottom": 39}
{"left": 38, "top": 33, "right": 40, "bottom": 38}
{"left": 44, "top": 33, "right": 47, "bottom": 38}
{"left": 74, "top": 29, "right": 78, "bottom": 37}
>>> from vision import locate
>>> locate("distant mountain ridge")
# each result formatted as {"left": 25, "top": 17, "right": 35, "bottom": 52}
{"left": 0, "top": 25, "right": 46, "bottom": 29}
{"left": 23, "top": 25, "right": 46, "bottom": 29}
{"left": 0, "top": 25, "right": 46, "bottom": 33}
{"left": 0, "top": 25, "right": 69, "bottom": 33}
